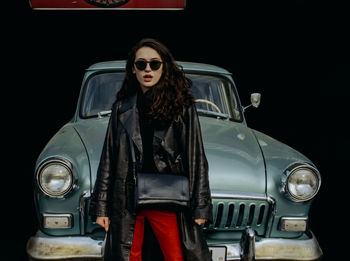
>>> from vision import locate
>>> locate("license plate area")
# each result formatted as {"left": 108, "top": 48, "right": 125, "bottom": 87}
{"left": 209, "top": 246, "right": 227, "bottom": 261}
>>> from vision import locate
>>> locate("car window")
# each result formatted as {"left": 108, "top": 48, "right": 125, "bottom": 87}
{"left": 81, "top": 72, "right": 125, "bottom": 117}
{"left": 81, "top": 72, "right": 242, "bottom": 121}
{"left": 188, "top": 74, "right": 241, "bottom": 121}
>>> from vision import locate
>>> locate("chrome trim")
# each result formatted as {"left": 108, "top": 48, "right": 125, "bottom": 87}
{"left": 265, "top": 195, "right": 276, "bottom": 237}
{"left": 279, "top": 217, "right": 308, "bottom": 232}
{"left": 42, "top": 213, "right": 73, "bottom": 229}
{"left": 35, "top": 157, "right": 77, "bottom": 198}
{"left": 281, "top": 162, "right": 321, "bottom": 202}
{"left": 211, "top": 190, "right": 268, "bottom": 201}
{"left": 79, "top": 191, "right": 91, "bottom": 235}
{"left": 255, "top": 231, "right": 323, "bottom": 260}
{"left": 240, "top": 227, "right": 255, "bottom": 261}
{"left": 209, "top": 231, "right": 322, "bottom": 261}
{"left": 26, "top": 233, "right": 103, "bottom": 260}
{"left": 27, "top": 230, "right": 322, "bottom": 260}
{"left": 210, "top": 191, "right": 276, "bottom": 237}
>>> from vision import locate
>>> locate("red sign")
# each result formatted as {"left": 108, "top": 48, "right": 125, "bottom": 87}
{"left": 30, "top": 0, "right": 186, "bottom": 9}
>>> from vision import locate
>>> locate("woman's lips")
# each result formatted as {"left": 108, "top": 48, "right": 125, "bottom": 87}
{"left": 143, "top": 75, "right": 153, "bottom": 82}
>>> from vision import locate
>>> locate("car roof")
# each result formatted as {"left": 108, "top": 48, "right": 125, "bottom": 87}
{"left": 86, "top": 60, "right": 231, "bottom": 75}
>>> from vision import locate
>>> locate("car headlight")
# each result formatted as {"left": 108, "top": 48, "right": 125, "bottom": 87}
{"left": 283, "top": 163, "right": 321, "bottom": 202}
{"left": 37, "top": 158, "right": 74, "bottom": 197}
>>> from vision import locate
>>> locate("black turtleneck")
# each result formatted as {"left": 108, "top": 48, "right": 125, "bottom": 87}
{"left": 137, "top": 89, "right": 159, "bottom": 173}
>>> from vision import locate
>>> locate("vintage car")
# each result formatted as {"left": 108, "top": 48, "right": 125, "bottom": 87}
{"left": 26, "top": 61, "right": 323, "bottom": 261}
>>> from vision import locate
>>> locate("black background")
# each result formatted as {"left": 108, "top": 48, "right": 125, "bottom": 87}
{"left": 4, "top": 1, "right": 349, "bottom": 260}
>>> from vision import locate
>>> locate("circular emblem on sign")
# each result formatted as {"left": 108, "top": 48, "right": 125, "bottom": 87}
{"left": 85, "top": 0, "right": 129, "bottom": 8}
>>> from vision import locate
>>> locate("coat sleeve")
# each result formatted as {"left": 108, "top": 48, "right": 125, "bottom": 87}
{"left": 185, "top": 104, "right": 213, "bottom": 223}
{"left": 89, "top": 110, "right": 116, "bottom": 218}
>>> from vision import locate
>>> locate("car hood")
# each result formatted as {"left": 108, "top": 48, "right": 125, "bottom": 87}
{"left": 200, "top": 117, "right": 265, "bottom": 194}
{"left": 74, "top": 116, "right": 266, "bottom": 194}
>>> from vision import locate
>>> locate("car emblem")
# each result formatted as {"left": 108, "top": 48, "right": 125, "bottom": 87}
{"left": 84, "top": 0, "right": 129, "bottom": 8}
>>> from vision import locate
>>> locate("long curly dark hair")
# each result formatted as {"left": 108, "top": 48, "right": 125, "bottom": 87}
{"left": 117, "top": 38, "right": 194, "bottom": 121}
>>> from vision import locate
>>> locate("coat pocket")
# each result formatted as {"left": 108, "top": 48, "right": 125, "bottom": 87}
{"left": 178, "top": 212, "right": 212, "bottom": 261}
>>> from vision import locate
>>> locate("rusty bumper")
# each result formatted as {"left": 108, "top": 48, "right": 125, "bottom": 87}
{"left": 221, "top": 228, "right": 322, "bottom": 260}
{"left": 27, "top": 229, "right": 322, "bottom": 260}
{"left": 26, "top": 231, "right": 104, "bottom": 260}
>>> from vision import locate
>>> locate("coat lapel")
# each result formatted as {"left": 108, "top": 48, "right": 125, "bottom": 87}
{"left": 118, "top": 94, "right": 143, "bottom": 156}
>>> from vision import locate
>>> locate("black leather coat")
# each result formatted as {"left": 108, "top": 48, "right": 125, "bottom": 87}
{"left": 89, "top": 93, "right": 213, "bottom": 261}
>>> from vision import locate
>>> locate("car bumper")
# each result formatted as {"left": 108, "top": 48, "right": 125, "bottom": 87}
{"left": 26, "top": 231, "right": 104, "bottom": 260}
{"left": 216, "top": 228, "right": 323, "bottom": 261}
{"left": 27, "top": 229, "right": 323, "bottom": 261}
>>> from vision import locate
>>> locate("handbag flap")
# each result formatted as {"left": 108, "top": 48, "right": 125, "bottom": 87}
{"left": 137, "top": 173, "right": 189, "bottom": 201}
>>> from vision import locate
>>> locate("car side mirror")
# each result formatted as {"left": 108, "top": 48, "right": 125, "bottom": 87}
{"left": 243, "top": 93, "right": 261, "bottom": 112}
{"left": 250, "top": 93, "right": 261, "bottom": 108}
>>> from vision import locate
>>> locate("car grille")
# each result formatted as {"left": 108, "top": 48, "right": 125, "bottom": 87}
{"left": 81, "top": 191, "right": 273, "bottom": 237}
{"left": 204, "top": 193, "right": 271, "bottom": 235}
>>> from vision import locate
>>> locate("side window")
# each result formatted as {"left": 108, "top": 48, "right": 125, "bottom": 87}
{"left": 188, "top": 74, "right": 241, "bottom": 121}
{"left": 81, "top": 72, "right": 125, "bottom": 117}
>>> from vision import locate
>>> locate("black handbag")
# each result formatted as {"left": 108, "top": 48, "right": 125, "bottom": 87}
{"left": 129, "top": 136, "right": 190, "bottom": 209}
{"left": 136, "top": 173, "right": 190, "bottom": 208}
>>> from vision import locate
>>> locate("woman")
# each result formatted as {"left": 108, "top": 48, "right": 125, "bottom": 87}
{"left": 89, "top": 38, "right": 213, "bottom": 261}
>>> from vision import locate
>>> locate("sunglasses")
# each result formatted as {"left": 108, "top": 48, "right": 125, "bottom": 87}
{"left": 134, "top": 60, "right": 163, "bottom": 71}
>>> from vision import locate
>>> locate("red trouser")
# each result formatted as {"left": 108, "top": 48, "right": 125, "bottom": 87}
{"left": 129, "top": 209, "right": 184, "bottom": 261}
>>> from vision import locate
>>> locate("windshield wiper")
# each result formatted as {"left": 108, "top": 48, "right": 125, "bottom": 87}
{"left": 97, "top": 110, "right": 112, "bottom": 118}
{"left": 196, "top": 109, "right": 230, "bottom": 120}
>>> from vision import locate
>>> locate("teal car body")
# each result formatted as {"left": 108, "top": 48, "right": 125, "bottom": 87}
{"left": 27, "top": 61, "right": 322, "bottom": 260}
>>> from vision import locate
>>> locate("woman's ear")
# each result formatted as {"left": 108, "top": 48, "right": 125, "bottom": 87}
{"left": 132, "top": 65, "right": 136, "bottom": 74}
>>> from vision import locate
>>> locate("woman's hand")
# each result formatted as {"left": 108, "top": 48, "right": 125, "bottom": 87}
{"left": 96, "top": 216, "right": 111, "bottom": 231}
{"left": 194, "top": 218, "right": 207, "bottom": 226}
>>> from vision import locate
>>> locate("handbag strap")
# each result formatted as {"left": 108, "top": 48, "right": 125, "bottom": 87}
{"left": 128, "top": 135, "right": 137, "bottom": 184}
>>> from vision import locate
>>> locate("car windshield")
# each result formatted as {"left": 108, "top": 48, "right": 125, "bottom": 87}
{"left": 80, "top": 72, "right": 242, "bottom": 121}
